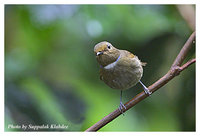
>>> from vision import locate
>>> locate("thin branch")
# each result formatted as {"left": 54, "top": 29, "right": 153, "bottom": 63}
{"left": 179, "top": 58, "right": 196, "bottom": 72}
{"left": 172, "top": 32, "right": 195, "bottom": 67}
{"left": 85, "top": 32, "right": 196, "bottom": 132}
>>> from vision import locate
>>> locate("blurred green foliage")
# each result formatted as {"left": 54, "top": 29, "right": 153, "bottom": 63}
{"left": 5, "top": 5, "right": 195, "bottom": 131}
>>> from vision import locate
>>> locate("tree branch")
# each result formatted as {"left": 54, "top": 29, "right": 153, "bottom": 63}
{"left": 85, "top": 31, "right": 196, "bottom": 132}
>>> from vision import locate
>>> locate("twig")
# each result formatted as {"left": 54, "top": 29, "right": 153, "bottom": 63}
{"left": 179, "top": 58, "right": 195, "bottom": 72}
{"left": 85, "top": 31, "right": 196, "bottom": 132}
{"left": 172, "top": 32, "right": 195, "bottom": 67}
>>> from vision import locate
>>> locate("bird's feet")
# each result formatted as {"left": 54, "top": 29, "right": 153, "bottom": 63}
{"left": 143, "top": 85, "right": 152, "bottom": 96}
{"left": 118, "top": 101, "right": 126, "bottom": 115}
{"left": 139, "top": 80, "right": 152, "bottom": 96}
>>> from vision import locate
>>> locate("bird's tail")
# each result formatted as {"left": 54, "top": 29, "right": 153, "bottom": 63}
{"left": 141, "top": 62, "right": 147, "bottom": 66}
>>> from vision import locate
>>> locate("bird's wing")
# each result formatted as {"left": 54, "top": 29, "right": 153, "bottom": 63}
{"left": 121, "top": 50, "right": 135, "bottom": 58}
{"left": 119, "top": 50, "right": 147, "bottom": 67}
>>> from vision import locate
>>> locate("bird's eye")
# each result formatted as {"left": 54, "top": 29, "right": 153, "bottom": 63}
{"left": 107, "top": 44, "right": 111, "bottom": 49}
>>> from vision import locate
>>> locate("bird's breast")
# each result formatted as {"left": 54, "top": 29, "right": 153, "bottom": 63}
{"left": 100, "top": 57, "right": 143, "bottom": 90}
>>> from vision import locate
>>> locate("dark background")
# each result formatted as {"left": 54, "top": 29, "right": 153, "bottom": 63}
{"left": 5, "top": 5, "right": 195, "bottom": 131}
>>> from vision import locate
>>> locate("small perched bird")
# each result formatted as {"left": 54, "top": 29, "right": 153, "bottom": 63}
{"left": 94, "top": 41, "right": 151, "bottom": 114}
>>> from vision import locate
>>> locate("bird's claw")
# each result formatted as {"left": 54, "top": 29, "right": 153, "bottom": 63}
{"left": 144, "top": 86, "right": 152, "bottom": 96}
{"left": 118, "top": 102, "right": 126, "bottom": 115}
{"left": 139, "top": 80, "right": 152, "bottom": 96}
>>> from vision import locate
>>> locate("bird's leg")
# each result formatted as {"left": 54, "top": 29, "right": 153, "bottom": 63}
{"left": 118, "top": 90, "right": 126, "bottom": 115}
{"left": 139, "top": 80, "right": 152, "bottom": 95}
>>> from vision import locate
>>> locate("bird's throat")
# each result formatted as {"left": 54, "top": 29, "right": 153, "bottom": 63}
{"left": 97, "top": 50, "right": 120, "bottom": 67}
{"left": 104, "top": 55, "right": 120, "bottom": 69}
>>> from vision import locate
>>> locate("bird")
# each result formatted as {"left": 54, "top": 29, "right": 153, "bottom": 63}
{"left": 94, "top": 41, "right": 152, "bottom": 114}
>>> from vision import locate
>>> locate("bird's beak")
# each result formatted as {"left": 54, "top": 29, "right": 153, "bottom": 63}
{"left": 96, "top": 51, "right": 103, "bottom": 56}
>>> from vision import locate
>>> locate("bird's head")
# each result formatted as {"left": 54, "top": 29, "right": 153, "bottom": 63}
{"left": 94, "top": 41, "right": 120, "bottom": 67}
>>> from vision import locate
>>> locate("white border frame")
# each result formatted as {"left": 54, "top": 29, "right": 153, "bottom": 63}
{"left": 1, "top": 1, "right": 199, "bottom": 136}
